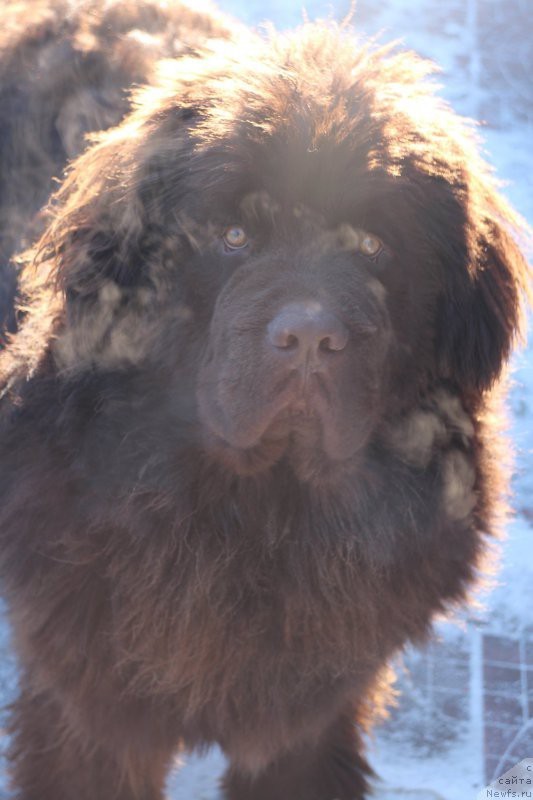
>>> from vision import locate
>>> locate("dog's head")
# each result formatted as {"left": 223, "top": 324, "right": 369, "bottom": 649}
{"left": 28, "top": 27, "right": 529, "bottom": 481}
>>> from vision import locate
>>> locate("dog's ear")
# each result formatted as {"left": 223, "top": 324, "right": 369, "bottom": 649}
{"left": 389, "top": 101, "right": 530, "bottom": 395}
{"left": 436, "top": 191, "right": 529, "bottom": 393}
{"left": 38, "top": 123, "right": 143, "bottom": 294}
{"left": 34, "top": 106, "right": 199, "bottom": 371}
{"left": 41, "top": 94, "right": 202, "bottom": 287}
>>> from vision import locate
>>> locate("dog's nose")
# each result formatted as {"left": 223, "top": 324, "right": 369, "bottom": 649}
{"left": 267, "top": 302, "right": 348, "bottom": 357}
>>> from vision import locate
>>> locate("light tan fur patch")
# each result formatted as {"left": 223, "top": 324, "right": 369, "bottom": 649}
{"left": 442, "top": 450, "right": 477, "bottom": 520}
{"left": 387, "top": 410, "right": 447, "bottom": 468}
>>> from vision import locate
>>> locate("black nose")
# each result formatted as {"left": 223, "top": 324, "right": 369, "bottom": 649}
{"left": 267, "top": 301, "right": 348, "bottom": 357}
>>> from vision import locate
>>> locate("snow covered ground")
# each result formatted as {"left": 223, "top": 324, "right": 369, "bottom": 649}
{"left": 0, "top": 1, "right": 530, "bottom": 798}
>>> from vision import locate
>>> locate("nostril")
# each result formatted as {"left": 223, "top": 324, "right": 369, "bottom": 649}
{"left": 267, "top": 302, "right": 349, "bottom": 356}
{"left": 285, "top": 333, "right": 299, "bottom": 350}
{"left": 267, "top": 321, "right": 300, "bottom": 349}
{"left": 319, "top": 333, "right": 346, "bottom": 352}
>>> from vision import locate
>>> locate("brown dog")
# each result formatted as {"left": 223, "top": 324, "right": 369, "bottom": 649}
{"left": 0, "top": 17, "right": 529, "bottom": 800}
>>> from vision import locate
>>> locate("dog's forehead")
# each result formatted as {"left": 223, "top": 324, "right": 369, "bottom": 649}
{"left": 232, "top": 114, "right": 382, "bottom": 222}
{"left": 239, "top": 191, "right": 325, "bottom": 228}
{"left": 239, "top": 190, "right": 281, "bottom": 221}
{"left": 237, "top": 192, "right": 379, "bottom": 260}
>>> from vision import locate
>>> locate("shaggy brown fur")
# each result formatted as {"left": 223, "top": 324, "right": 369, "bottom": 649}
{"left": 0, "top": 0, "right": 235, "bottom": 341}
{"left": 0, "top": 20, "right": 530, "bottom": 800}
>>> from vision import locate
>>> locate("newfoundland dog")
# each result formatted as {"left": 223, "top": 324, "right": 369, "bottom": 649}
{"left": 0, "top": 17, "right": 529, "bottom": 800}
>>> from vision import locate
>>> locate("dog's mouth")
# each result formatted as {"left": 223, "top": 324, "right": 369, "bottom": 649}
{"left": 198, "top": 374, "right": 374, "bottom": 479}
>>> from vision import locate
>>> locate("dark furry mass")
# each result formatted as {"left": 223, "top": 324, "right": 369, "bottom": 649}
{"left": 0, "top": 0, "right": 233, "bottom": 342}
{"left": 0, "top": 8, "right": 529, "bottom": 800}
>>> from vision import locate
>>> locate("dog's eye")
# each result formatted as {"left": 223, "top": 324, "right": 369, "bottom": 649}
{"left": 223, "top": 225, "right": 249, "bottom": 250}
{"left": 360, "top": 233, "right": 383, "bottom": 258}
